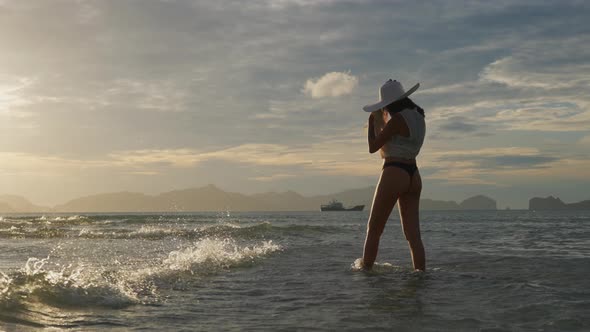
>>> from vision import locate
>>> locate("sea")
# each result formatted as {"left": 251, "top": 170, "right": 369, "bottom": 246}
{"left": 0, "top": 210, "right": 588, "bottom": 331}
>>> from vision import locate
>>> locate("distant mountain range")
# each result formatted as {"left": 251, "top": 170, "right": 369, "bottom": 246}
{"left": 529, "top": 196, "right": 590, "bottom": 210}
{"left": 420, "top": 195, "right": 497, "bottom": 210}
{"left": 0, "top": 195, "right": 50, "bottom": 213}
{"left": 2, "top": 185, "right": 496, "bottom": 213}
{"left": 0, "top": 186, "right": 587, "bottom": 213}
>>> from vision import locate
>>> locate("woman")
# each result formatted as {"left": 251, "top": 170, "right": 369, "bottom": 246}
{"left": 361, "top": 79, "right": 426, "bottom": 271}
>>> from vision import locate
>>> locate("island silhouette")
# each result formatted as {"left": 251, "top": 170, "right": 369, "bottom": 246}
{"left": 529, "top": 196, "right": 590, "bottom": 210}
{"left": 1, "top": 185, "right": 587, "bottom": 213}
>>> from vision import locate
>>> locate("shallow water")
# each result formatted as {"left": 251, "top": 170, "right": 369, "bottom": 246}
{"left": 0, "top": 210, "right": 588, "bottom": 331}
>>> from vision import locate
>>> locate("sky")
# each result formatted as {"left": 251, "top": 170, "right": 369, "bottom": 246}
{"left": 0, "top": 0, "right": 589, "bottom": 209}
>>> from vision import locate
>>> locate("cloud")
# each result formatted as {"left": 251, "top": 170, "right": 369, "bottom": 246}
{"left": 578, "top": 135, "right": 590, "bottom": 146}
{"left": 422, "top": 33, "right": 590, "bottom": 133}
{"left": 108, "top": 141, "right": 376, "bottom": 174}
{"left": 441, "top": 154, "right": 559, "bottom": 170}
{"left": 485, "top": 100, "right": 590, "bottom": 131}
{"left": 104, "top": 79, "right": 192, "bottom": 112}
{"left": 263, "top": 0, "right": 338, "bottom": 9}
{"left": 479, "top": 36, "right": 590, "bottom": 91}
{"left": 249, "top": 173, "right": 296, "bottom": 181}
{"left": 303, "top": 71, "right": 358, "bottom": 98}
{"left": 438, "top": 116, "right": 486, "bottom": 133}
{"left": 0, "top": 151, "right": 111, "bottom": 177}
{"left": 0, "top": 75, "right": 35, "bottom": 113}
{"left": 418, "top": 145, "right": 590, "bottom": 188}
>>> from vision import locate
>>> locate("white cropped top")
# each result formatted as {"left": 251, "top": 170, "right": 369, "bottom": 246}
{"left": 380, "top": 108, "right": 426, "bottom": 159}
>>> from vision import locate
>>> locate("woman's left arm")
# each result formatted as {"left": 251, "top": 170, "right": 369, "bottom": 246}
{"left": 368, "top": 112, "right": 403, "bottom": 154}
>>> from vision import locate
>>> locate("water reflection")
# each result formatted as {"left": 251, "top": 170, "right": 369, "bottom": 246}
{"left": 368, "top": 271, "right": 427, "bottom": 317}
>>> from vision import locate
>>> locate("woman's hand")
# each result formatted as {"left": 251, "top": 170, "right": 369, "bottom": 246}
{"left": 371, "top": 110, "right": 386, "bottom": 132}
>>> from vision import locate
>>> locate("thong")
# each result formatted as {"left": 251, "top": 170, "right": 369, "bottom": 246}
{"left": 383, "top": 161, "right": 418, "bottom": 178}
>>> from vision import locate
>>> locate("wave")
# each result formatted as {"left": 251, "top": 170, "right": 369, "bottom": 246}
{"left": 120, "top": 238, "right": 281, "bottom": 293}
{"left": 1, "top": 214, "right": 225, "bottom": 226}
{"left": 163, "top": 237, "right": 280, "bottom": 273}
{"left": 77, "top": 225, "right": 184, "bottom": 239}
{"left": 0, "top": 257, "right": 141, "bottom": 312}
{"left": 74, "top": 223, "right": 267, "bottom": 240}
{"left": 0, "top": 237, "right": 281, "bottom": 324}
{"left": 37, "top": 215, "right": 89, "bottom": 222}
{"left": 0, "top": 222, "right": 347, "bottom": 240}
{"left": 0, "top": 226, "right": 69, "bottom": 239}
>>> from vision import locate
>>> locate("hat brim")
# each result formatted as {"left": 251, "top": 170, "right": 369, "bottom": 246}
{"left": 362, "top": 83, "right": 420, "bottom": 113}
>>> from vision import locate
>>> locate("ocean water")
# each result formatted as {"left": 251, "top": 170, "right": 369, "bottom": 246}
{"left": 0, "top": 210, "right": 588, "bottom": 331}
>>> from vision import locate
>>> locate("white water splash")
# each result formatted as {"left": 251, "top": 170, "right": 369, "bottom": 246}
{"left": 351, "top": 258, "right": 402, "bottom": 273}
{"left": 131, "top": 225, "right": 178, "bottom": 237}
{"left": 0, "top": 257, "right": 142, "bottom": 310}
{"left": 164, "top": 237, "right": 281, "bottom": 273}
{"left": 0, "top": 272, "right": 12, "bottom": 297}
{"left": 1, "top": 237, "right": 282, "bottom": 311}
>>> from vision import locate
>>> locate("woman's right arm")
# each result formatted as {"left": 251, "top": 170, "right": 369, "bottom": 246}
{"left": 367, "top": 113, "right": 384, "bottom": 154}
{"left": 368, "top": 112, "right": 404, "bottom": 154}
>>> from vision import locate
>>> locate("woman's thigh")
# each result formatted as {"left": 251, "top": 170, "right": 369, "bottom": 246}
{"left": 368, "top": 167, "right": 411, "bottom": 232}
{"left": 398, "top": 170, "right": 422, "bottom": 238}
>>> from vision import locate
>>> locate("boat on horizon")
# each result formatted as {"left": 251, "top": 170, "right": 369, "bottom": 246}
{"left": 320, "top": 200, "right": 364, "bottom": 212}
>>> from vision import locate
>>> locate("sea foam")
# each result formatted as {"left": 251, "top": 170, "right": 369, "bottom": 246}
{"left": 0, "top": 257, "right": 141, "bottom": 311}
{"left": 163, "top": 237, "right": 281, "bottom": 273}
{"left": 0, "top": 237, "right": 281, "bottom": 312}
{"left": 350, "top": 258, "right": 403, "bottom": 273}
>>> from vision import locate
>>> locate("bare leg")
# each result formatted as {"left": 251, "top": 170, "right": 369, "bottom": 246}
{"left": 398, "top": 170, "right": 425, "bottom": 271}
{"left": 362, "top": 167, "right": 410, "bottom": 269}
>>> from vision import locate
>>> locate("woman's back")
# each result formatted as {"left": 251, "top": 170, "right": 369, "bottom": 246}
{"left": 380, "top": 108, "right": 425, "bottom": 159}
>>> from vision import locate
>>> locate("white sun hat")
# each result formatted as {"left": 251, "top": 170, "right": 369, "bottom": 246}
{"left": 362, "top": 79, "right": 420, "bottom": 112}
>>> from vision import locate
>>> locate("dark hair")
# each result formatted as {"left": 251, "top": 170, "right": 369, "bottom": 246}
{"left": 384, "top": 97, "right": 425, "bottom": 117}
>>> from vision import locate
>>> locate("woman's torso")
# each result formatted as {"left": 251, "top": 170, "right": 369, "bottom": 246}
{"left": 380, "top": 108, "right": 426, "bottom": 164}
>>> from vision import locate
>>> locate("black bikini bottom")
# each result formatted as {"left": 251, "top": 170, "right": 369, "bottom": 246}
{"left": 383, "top": 161, "right": 418, "bottom": 177}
